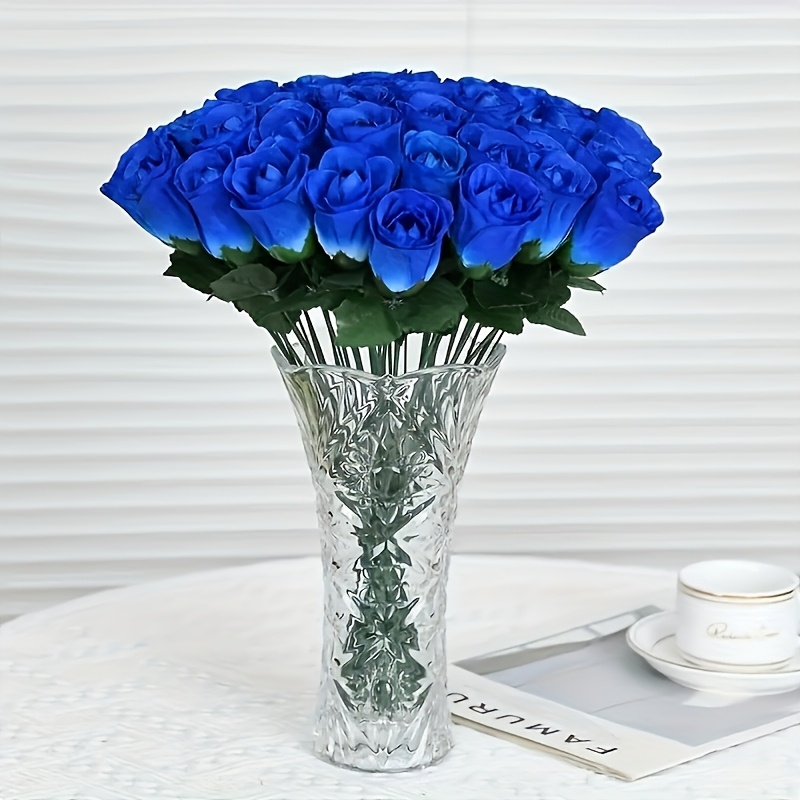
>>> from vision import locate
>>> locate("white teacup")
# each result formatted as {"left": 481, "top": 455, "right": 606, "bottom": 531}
{"left": 675, "top": 560, "right": 800, "bottom": 672}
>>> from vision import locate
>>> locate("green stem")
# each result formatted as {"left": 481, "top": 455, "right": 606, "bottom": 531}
{"left": 303, "top": 310, "right": 326, "bottom": 364}
{"left": 450, "top": 319, "right": 477, "bottom": 363}
{"left": 321, "top": 309, "right": 342, "bottom": 367}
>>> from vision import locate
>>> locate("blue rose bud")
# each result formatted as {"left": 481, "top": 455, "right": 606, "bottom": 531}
{"left": 451, "top": 162, "right": 543, "bottom": 271}
{"left": 396, "top": 91, "right": 467, "bottom": 136}
{"left": 457, "top": 123, "right": 532, "bottom": 173}
{"left": 369, "top": 189, "right": 454, "bottom": 292}
{"left": 586, "top": 131, "right": 660, "bottom": 187}
{"left": 249, "top": 99, "right": 322, "bottom": 155}
{"left": 453, "top": 77, "right": 522, "bottom": 128}
{"left": 519, "top": 150, "right": 597, "bottom": 262}
{"left": 326, "top": 101, "right": 403, "bottom": 162}
{"left": 174, "top": 146, "right": 255, "bottom": 259}
{"left": 594, "top": 107, "right": 661, "bottom": 165}
{"left": 214, "top": 79, "right": 279, "bottom": 106}
{"left": 305, "top": 145, "right": 397, "bottom": 261}
{"left": 313, "top": 81, "right": 395, "bottom": 110}
{"left": 400, "top": 130, "right": 466, "bottom": 198}
{"left": 511, "top": 124, "right": 567, "bottom": 169}
{"left": 342, "top": 70, "right": 398, "bottom": 86}
{"left": 559, "top": 168, "right": 663, "bottom": 272}
{"left": 224, "top": 139, "right": 314, "bottom": 262}
{"left": 101, "top": 127, "right": 200, "bottom": 247}
{"left": 166, "top": 100, "right": 255, "bottom": 158}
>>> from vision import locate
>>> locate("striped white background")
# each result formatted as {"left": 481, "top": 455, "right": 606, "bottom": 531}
{"left": 1, "top": 0, "right": 799, "bottom": 621}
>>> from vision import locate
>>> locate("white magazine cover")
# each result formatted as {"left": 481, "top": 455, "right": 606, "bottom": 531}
{"left": 447, "top": 606, "right": 800, "bottom": 781}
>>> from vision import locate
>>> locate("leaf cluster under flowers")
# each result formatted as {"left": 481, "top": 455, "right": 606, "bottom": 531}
{"left": 164, "top": 242, "right": 605, "bottom": 347}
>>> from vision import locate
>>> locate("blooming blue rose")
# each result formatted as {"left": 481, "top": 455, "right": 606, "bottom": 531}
{"left": 248, "top": 99, "right": 322, "bottom": 155}
{"left": 400, "top": 130, "right": 466, "bottom": 198}
{"left": 325, "top": 101, "right": 403, "bottom": 162}
{"left": 214, "top": 79, "right": 279, "bottom": 106}
{"left": 520, "top": 149, "right": 596, "bottom": 261}
{"left": 369, "top": 189, "right": 454, "bottom": 292}
{"left": 451, "top": 162, "right": 542, "bottom": 271}
{"left": 452, "top": 77, "right": 522, "bottom": 127}
{"left": 457, "top": 123, "right": 532, "bottom": 173}
{"left": 559, "top": 168, "right": 663, "bottom": 271}
{"left": 396, "top": 91, "right": 467, "bottom": 136}
{"left": 166, "top": 101, "right": 255, "bottom": 158}
{"left": 305, "top": 146, "right": 397, "bottom": 261}
{"left": 224, "top": 139, "right": 313, "bottom": 262}
{"left": 174, "top": 146, "right": 254, "bottom": 258}
{"left": 594, "top": 107, "right": 661, "bottom": 165}
{"left": 101, "top": 127, "right": 200, "bottom": 246}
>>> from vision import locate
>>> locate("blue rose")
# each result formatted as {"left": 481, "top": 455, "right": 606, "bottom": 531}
{"left": 586, "top": 131, "right": 660, "bottom": 187}
{"left": 305, "top": 145, "right": 397, "bottom": 261}
{"left": 101, "top": 127, "right": 200, "bottom": 246}
{"left": 166, "top": 100, "right": 255, "bottom": 158}
{"left": 325, "top": 101, "right": 403, "bottom": 162}
{"left": 559, "top": 168, "right": 663, "bottom": 271}
{"left": 490, "top": 82, "right": 550, "bottom": 118}
{"left": 452, "top": 77, "right": 522, "bottom": 127}
{"left": 396, "top": 92, "right": 467, "bottom": 136}
{"left": 520, "top": 150, "right": 596, "bottom": 261}
{"left": 214, "top": 79, "right": 279, "bottom": 106}
{"left": 314, "top": 81, "right": 395, "bottom": 110}
{"left": 594, "top": 107, "right": 661, "bottom": 165}
{"left": 248, "top": 99, "right": 322, "bottom": 155}
{"left": 511, "top": 123, "right": 567, "bottom": 168}
{"left": 342, "top": 70, "right": 399, "bottom": 86}
{"left": 400, "top": 130, "right": 466, "bottom": 198}
{"left": 224, "top": 139, "right": 313, "bottom": 262}
{"left": 457, "top": 123, "right": 532, "bottom": 173}
{"left": 369, "top": 189, "right": 454, "bottom": 292}
{"left": 174, "top": 146, "right": 254, "bottom": 259}
{"left": 279, "top": 74, "right": 339, "bottom": 102}
{"left": 451, "top": 162, "right": 542, "bottom": 271}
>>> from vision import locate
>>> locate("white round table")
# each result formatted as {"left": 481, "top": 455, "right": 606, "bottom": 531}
{"left": 1, "top": 555, "right": 798, "bottom": 800}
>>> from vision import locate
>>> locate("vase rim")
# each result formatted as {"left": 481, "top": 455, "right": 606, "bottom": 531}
{"left": 272, "top": 343, "right": 506, "bottom": 380}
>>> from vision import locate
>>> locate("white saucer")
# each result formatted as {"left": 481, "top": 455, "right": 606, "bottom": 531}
{"left": 626, "top": 611, "right": 800, "bottom": 696}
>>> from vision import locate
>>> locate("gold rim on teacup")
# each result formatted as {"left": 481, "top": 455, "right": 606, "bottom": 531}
{"left": 678, "top": 581, "right": 798, "bottom": 604}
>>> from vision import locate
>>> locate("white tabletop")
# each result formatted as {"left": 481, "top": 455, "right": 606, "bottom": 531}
{"left": 1, "top": 555, "right": 798, "bottom": 800}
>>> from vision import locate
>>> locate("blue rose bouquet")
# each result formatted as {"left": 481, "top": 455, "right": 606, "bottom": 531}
{"left": 102, "top": 70, "right": 663, "bottom": 372}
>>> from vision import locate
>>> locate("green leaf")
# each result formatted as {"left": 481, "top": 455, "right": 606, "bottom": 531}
{"left": 473, "top": 277, "right": 523, "bottom": 309}
{"left": 234, "top": 295, "right": 300, "bottom": 333}
{"left": 568, "top": 276, "right": 606, "bottom": 293}
{"left": 318, "top": 270, "right": 367, "bottom": 290}
{"left": 391, "top": 278, "right": 467, "bottom": 334}
{"left": 164, "top": 249, "right": 229, "bottom": 294}
{"left": 527, "top": 305, "right": 586, "bottom": 336}
{"left": 209, "top": 263, "right": 278, "bottom": 302}
{"left": 333, "top": 295, "right": 402, "bottom": 347}
{"left": 466, "top": 302, "right": 525, "bottom": 334}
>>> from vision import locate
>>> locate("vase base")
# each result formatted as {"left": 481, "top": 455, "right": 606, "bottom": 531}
{"left": 312, "top": 736, "right": 453, "bottom": 773}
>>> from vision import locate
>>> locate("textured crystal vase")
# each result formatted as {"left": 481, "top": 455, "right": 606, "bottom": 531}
{"left": 275, "top": 344, "right": 505, "bottom": 772}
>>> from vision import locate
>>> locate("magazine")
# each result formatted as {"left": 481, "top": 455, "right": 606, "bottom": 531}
{"left": 447, "top": 606, "right": 800, "bottom": 781}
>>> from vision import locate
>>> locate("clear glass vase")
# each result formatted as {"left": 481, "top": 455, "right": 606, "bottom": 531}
{"left": 275, "top": 344, "right": 505, "bottom": 772}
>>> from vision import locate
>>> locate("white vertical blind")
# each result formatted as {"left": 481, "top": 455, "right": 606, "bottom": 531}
{"left": 1, "top": 0, "right": 799, "bottom": 620}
